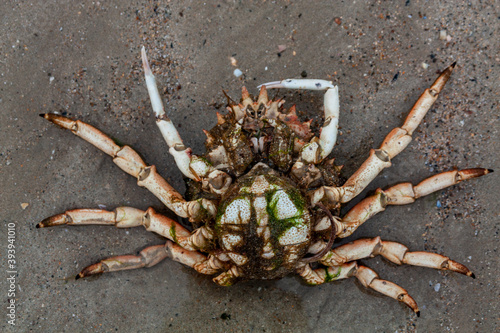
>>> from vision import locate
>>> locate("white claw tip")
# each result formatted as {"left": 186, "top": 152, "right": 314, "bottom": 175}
{"left": 141, "top": 46, "right": 152, "bottom": 76}
{"left": 257, "top": 79, "right": 335, "bottom": 91}
{"left": 256, "top": 81, "right": 282, "bottom": 90}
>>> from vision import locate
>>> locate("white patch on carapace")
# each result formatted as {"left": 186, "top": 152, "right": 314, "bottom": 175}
{"left": 219, "top": 198, "right": 251, "bottom": 224}
{"left": 285, "top": 252, "right": 299, "bottom": 262}
{"left": 272, "top": 190, "right": 299, "bottom": 220}
{"left": 254, "top": 196, "right": 268, "bottom": 226}
{"left": 279, "top": 222, "right": 310, "bottom": 246}
{"left": 261, "top": 252, "right": 275, "bottom": 259}
{"left": 249, "top": 175, "right": 270, "bottom": 195}
{"left": 261, "top": 241, "right": 275, "bottom": 259}
{"left": 256, "top": 226, "right": 271, "bottom": 241}
{"left": 221, "top": 233, "right": 243, "bottom": 250}
{"left": 227, "top": 252, "right": 248, "bottom": 266}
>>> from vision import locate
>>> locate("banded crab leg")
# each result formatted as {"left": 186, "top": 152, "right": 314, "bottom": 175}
{"left": 142, "top": 47, "right": 232, "bottom": 195}
{"left": 141, "top": 46, "right": 194, "bottom": 179}
{"left": 296, "top": 262, "right": 419, "bottom": 314}
{"left": 317, "top": 237, "right": 474, "bottom": 277}
{"left": 76, "top": 241, "right": 227, "bottom": 279}
{"left": 37, "top": 207, "right": 215, "bottom": 251}
{"left": 311, "top": 63, "right": 458, "bottom": 206}
{"left": 40, "top": 114, "right": 215, "bottom": 222}
{"left": 258, "top": 79, "right": 339, "bottom": 163}
{"left": 314, "top": 168, "right": 492, "bottom": 237}
{"left": 300, "top": 236, "right": 475, "bottom": 314}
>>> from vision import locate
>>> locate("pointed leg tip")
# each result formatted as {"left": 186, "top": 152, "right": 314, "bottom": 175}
{"left": 487, "top": 169, "right": 494, "bottom": 173}
{"left": 39, "top": 113, "right": 47, "bottom": 118}
{"left": 141, "top": 47, "right": 152, "bottom": 75}
{"left": 450, "top": 61, "right": 457, "bottom": 69}
{"left": 470, "top": 272, "right": 476, "bottom": 279}
{"left": 416, "top": 310, "right": 421, "bottom": 317}
{"left": 75, "top": 273, "right": 82, "bottom": 280}
{"left": 38, "top": 214, "right": 68, "bottom": 227}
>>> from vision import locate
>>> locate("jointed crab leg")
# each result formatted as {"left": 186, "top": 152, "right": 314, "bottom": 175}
{"left": 37, "top": 207, "right": 215, "bottom": 251}
{"left": 76, "top": 244, "right": 168, "bottom": 278}
{"left": 41, "top": 114, "right": 216, "bottom": 222}
{"left": 142, "top": 48, "right": 233, "bottom": 195}
{"left": 354, "top": 265, "right": 419, "bottom": 314}
{"left": 297, "top": 262, "right": 419, "bottom": 314}
{"left": 296, "top": 261, "right": 357, "bottom": 284}
{"left": 314, "top": 168, "right": 492, "bottom": 237}
{"left": 213, "top": 266, "right": 244, "bottom": 286}
{"left": 77, "top": 241, "right": 226, "bottom": 279}
{"left": 317, "top": 237, "right": 474, "bottom": 278}
{"left": 258, "top": 79, "right": 339, "bottom": 162}
{"left": 301, "top": 235, "right": 475, "bottom": 314}
{"left": 311, "top": 63, "right": 457, "bottom": 206}
{"left": 141, "top": 47, "right": 195, "bottom": 179}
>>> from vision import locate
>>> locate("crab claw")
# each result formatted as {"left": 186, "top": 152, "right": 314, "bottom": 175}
{"left": 257, "top": 79, "right": 335, "bottom": 90}
{"left": 141, "top": 46, "right": 165, "bottom": 118}
{"left": 141, "top": 47, "right": 195, "bottom": 180}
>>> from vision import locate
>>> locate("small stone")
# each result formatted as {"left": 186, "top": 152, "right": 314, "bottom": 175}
{"left": 422, "top": 62, "right": 429, "bottom": 69}
{"left": 434, "top": 283, "right": 441, "bottom": 292}
{"left": 21, "top": 202, "right": 29, "bottom": 210}
{"left": 233, "top": 69, "right": 243, "bottom": 78}
{"left": 230, "top": 57, "right": 237, "bottom": 67}
{"left": 334, "top": 17, "right": 342, "bottom": 25}
{"left": 439, "top": 30, "right": 447, "bottom": 40}
{"left": 277, "top": 44, "right": 287, "bottom": 53}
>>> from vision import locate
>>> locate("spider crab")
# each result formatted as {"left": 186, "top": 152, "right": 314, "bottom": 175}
{"left": 38, "top": 48, "right": 492, "bottom": 315}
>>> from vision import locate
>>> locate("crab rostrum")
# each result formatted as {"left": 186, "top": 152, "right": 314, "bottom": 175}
{"left": 38, "top": 48, "right": 492, "bottom": 315}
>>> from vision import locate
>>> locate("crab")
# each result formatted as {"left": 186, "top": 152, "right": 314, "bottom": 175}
{"left": 37, "top": 48, "right": 492, "bottom": 315}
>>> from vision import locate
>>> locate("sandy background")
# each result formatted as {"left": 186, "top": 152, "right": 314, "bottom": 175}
{"left": 1, "top": 1, "right": 498, "bottom": 332}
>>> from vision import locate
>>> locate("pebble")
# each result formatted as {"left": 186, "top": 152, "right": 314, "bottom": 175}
{"left": 233, "top": 69, "right": 243, "bottom": 78}
{"left": 434, "top": 283, "right": 441, "bottom": 292}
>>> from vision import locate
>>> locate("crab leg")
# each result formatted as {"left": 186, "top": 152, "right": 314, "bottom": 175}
{"left": 258, "top": 79, "right": 339, "bottom": 162}
{"left": 316, "top": 237, "right": 474, "bottom": 278}
{"left": 141, "top": 47, "right": 195, "bottom": 179}
{"left": 142, "top": 48, "right": 233, "bottom": 195}
{"left": 314, "top": 168, "right": 492, "bottom": 237}
{"left": 354, "top": 265, "right": 419, "bottom": 314}
{"left": 76, "top": 241, "right": 226, "bottom": 279}
{"left": 311, "top": 63, "right": 457, "bottom": 206}
{"left": 296, "top": 262, "right": 357, "bottom": 285}
{"left": 301, "top": 236, "right": 474, "bottom": 314}
{"left": 40, "top": 114, "right": 216, "bottom": 222}
{"left": 296, "top": 262, "right": 419, "bottom": 313}
{"left": 213, "top": 266, "right": 244, "bottom": 286}
{"left": 37, "top": 207, "right": 215, "bottom": 251}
